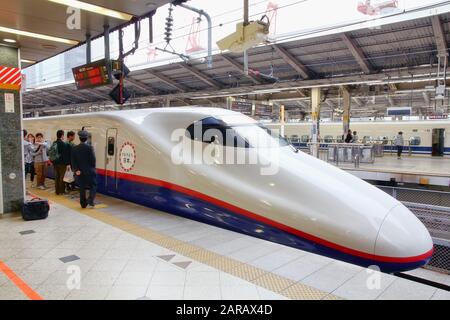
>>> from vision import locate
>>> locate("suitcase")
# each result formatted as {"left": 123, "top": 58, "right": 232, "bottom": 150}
{"left": 22, "top": 198, "right": 50, "bottom": 221}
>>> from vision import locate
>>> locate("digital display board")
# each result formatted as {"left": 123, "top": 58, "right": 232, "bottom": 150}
{"left": 72, "top": 59, "right": 112, "bottom": 90}
{"left": 254, "top": 104, "right": 273, "bottom": 118}
{"left": 231, "top": 100, "right": 253, "bottom": 115}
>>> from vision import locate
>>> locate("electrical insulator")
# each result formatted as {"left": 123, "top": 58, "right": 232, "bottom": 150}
{"left": 165, "top": 5, "right": 174, "bottom": 44}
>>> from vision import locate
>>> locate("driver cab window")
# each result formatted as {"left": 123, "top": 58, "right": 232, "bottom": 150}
{"left": 185, "top": 117, "right": 288, "bottom": 148}
{"left": 186, "top": 117, "right": 249, "bottom": 148}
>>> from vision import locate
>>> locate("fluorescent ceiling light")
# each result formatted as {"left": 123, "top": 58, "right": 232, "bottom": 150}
{"left": 0, "top": 26, "right": 78, "bottom": 45}
{"left": 3, "top": 38, "right": 16, "bottom": 43}
{"left": 48, "top": 0, "right": 133, "bottom": 21}
{"left": 21, "top": 59, "right": 36, "bottom": 64}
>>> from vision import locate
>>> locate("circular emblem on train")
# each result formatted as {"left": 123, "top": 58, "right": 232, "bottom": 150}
{"left": 119, "top": 142, "right": 136, "bottom": 172}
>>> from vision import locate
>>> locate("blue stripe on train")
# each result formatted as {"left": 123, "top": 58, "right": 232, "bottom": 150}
{"left": 95, "top": 172, "right": 430, "bottom": 273}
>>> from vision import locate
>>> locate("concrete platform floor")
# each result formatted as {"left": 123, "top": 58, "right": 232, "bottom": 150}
{"left": 0, "top": 181, "right": 449, "bottom": 300}
{"left": 337, "top": 154, "right": 450, "bottom": 177}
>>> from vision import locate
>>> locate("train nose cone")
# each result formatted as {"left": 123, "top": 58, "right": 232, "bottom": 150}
{"left": 374, "top": 204, "right": 433, "bottom": 271}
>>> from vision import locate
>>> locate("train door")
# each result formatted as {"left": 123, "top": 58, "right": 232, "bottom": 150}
{"left": 432, "top": 128, "right": 445, "bottom": 157}
{"left": 105, "top": 128, "right": 119, "bottom": 193}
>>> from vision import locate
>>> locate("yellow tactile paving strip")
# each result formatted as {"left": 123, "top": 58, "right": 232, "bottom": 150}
{"left": 28, "top": 184, "right": 342, "bottom": 300}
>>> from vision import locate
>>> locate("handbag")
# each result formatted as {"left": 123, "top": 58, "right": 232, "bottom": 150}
{"left": 63, "top": 167, "right": 75, "bottom": 183}
{"left": 22, "top": 198, "right": 49, "bottom": 221}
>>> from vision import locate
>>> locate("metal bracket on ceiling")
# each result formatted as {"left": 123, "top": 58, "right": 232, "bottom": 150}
{"left": 86, "top": 33, "right": 91, "bottom": 63}
{"left": 174, "top": 1, "right": 213, "bottom": 68}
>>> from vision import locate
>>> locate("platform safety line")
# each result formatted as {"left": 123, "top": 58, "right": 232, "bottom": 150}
{"left": 29, "top": 187, "right": 341, "bottom": 300}
{"left": 0, "top": 261, "right": 44, "bottom": 300}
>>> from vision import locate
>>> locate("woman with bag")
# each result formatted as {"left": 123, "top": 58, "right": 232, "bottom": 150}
{"left": 64, "top": 131, "right": 77, "bottom": 192}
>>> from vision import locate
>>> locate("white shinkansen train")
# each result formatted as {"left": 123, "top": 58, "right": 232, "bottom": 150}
{"left": 267, "top": 120, "right": 450, "bottom": 156}
{"left": 24, "top": 108, "right": 433, "bottom": 272}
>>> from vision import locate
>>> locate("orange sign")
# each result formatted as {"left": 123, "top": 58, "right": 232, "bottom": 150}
{"left": 0, "top": 66, "right": 22, "bottom": 90}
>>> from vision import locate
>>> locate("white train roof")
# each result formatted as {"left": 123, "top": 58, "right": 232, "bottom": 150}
{"left": 24, "top": 107, "right": 248, "bottom": 124}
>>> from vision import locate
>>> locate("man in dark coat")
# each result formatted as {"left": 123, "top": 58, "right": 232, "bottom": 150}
{"left": 53, "top": 130, "right": 68, "bottom": 195}
{"left": 71, "top": 130, "right": 97, "bottom": 208}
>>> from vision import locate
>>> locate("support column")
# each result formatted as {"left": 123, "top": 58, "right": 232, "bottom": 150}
{"left": 0, "top": 45, "right": 24, "bottom": 214}
{"left": 226, "top": 96, "right": 234, "bottom": 110}
{"left": 342, "top": 87, "right": 351, "bottom": 139}
{"left": 280, "top": 105, "right": 285, "bottom": 138}
{"left": 310, "top": 88, "right": 321, "bottom": 158}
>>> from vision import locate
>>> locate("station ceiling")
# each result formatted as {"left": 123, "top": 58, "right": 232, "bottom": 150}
{"left": 0, "top": 0, "right": 173, "bottom": 64}
{"left": 21, "top": 6, "right": 450, "bottom": 118}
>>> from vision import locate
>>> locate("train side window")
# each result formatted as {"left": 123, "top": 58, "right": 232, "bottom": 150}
{"left": 301, "top": 135, "right": 310, "bottom": 143}
{"left": 107, "top": 137, "right": 115, "bottom": 156}
{"left": 410, "top": 136, "right": 421, "bottom": 146}
{"left": 336, "top": 135, "right": 343, "bottom": 143}
{"left": 324, "top": 135, "right": 333, "bottom": 143}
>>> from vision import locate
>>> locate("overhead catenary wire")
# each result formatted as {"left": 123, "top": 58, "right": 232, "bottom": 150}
{"left": 23, "top": 0, "right": 450, "bottom": 88}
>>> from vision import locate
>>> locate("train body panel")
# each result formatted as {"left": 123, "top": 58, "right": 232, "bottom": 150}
{"left": 24, "top": 108, "right": 434, "bottom": 272}
{"left": 267, "top": 120, "right": 450, "bottom": 155}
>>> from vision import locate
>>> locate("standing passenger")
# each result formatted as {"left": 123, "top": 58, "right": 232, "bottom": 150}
{"left": 27, "top": 133, "right": 36, "bottom": 186}
{"left": 23, "top": 130, "right": 35, "bottom": 186}
{"left": 32, "top": 133, "right": 49, "bottom": 190}
{"left": 71, "top": 130, "right": 97, "bottom": 209}
{"left": 344, "top": 130, "right": 353, "bottom": 143}
{"left": 394, "top": 131, "right": 404, "bottom": 159}
{"left": 351, "top": 131, "right": 359, "bottom": 143}
{"left": 65, "top": 131, "right": 76, "bottom": 192}
{"left": 51, "top": 130, "right": 68, "bottom": 195}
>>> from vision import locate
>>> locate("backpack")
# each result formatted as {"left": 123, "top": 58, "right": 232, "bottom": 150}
{"left": 48, "top": 141, "right": 61, "bottom": 162}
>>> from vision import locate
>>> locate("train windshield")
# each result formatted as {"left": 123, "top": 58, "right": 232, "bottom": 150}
{"left": 232, "top": 124, "right": 289, "bottom": 148}
{"left": 186, "top": 117, "right": 289, "bottom": 148}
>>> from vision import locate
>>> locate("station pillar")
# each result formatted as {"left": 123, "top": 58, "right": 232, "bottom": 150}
{"left": 280, "top": 105, "right": 285, "bottom": 138}
{"left": 310, "top": 88, "right": 321, "bottom": 158}
{"left": 342, "top": 87, "right": 351, "bottom": 139}
{"left": 0, "top": 45, "right": 24, "bottom": 214}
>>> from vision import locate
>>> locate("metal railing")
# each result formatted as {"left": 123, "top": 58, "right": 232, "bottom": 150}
{"left": 306, "top": 143, "right": 375, "bottom": 167}
{"left": 288, "top": 137, "right": 415, "bottom": 158}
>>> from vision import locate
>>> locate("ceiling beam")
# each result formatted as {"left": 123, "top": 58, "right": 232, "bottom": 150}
{"left": 353, "top": 97, "right": 363, "bottom": 107}
{"left": 146, "top": 70, "right": 186, "bottom": 92}
{"left": 340, "top": 33, "right": 372, "bottom": 74}
{"left": 87, "top": 89, "right": 111, "bottom": 100}
{"left": 431, "top": 15, "right": 448, "bottom": 57}
{"left": 175, "top": 98, "right": 191, "bottom": 105}
{"left": 272, "top": 44, "right": 311, "bottom": 79}
{"left": 179, "top": 63, "right": 222, "bottom": 89}
{"left": 45, "top": 91, "right": 76, "bottom": 104}
{"left": 56, "top": 89, "right": 91, "bottom": 102}
{"left": 297, "top": 89, "right": 308, "bottom": 97}
{"left": 220, "top": 55, "right": 261, "bottom": 84}
{"left": 32, "top": 95, "right": 57, "bottom": 106}
{"left": 125, "top": 77, "right": 156, "bottom": 95}
{"left": 325, "top": 100, "right": 334, "bottom": 108}
{"left": 296, "top": 100, "right": 308, "bottom": 108}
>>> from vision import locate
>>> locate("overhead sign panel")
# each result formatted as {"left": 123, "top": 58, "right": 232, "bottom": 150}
{"left": 387, "top": 107, "right": 411, "bottom": 116}
{"left": 72, "top": 59, "right": 112, "bottom": 90}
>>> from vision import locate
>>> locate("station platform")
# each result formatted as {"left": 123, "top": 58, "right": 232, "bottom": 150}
{"left": 336, "top": 155, "right": 450, "bottom": 186}
{"left": 0, "top": 181, "right": 448, "bottom": 300}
